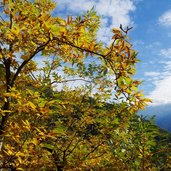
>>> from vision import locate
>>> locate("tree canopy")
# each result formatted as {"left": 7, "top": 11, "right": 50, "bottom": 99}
{"left": 0, "top": 0, "right": 170, "bottom": 170}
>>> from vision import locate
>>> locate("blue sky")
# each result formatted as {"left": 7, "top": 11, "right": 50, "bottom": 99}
{"left": 54, "top": 0, "right": 171, "bottom": 108}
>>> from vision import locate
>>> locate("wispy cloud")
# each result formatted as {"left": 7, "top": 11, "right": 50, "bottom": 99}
{"left": 160, "top": 48, "right": 171, "bottom": 57}
{"left": 159, "top": 9, "right": 171, "bottom": 27}
{"left": 144, "top": 71, "right": 160, "bottom": 77}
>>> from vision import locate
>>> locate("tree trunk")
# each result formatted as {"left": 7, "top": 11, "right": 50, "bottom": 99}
{"left": 57, "top": 165, "right": 64, "bottom": 171}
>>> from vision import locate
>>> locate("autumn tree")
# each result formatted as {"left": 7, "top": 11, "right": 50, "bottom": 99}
{"left": 0, "top": 0, "right": 151, "bottom": 170}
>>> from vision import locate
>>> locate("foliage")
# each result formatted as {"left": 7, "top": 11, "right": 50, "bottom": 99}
{"left": 111, "top": 115, "right": 171, "bottom": 170}
{"left": 0, "top": 0, "right": 170, "bottom": 170}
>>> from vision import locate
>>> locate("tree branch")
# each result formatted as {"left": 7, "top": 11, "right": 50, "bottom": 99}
{"left": 84, "top": 141, "right": 104, "bottom": 159}
{"left": 10, "top": 39, "right": 50, "bottom": 86}
{"left": 120, "top": 24, "right": 133, "bottom": 35}
{"left": 53, "top": 37, "right": 107, "bottom": 59}
{"left": 51, "top": 78, "right": 93, "bottom": 85}
{"left": 65, "top": 138, "right": 82, "bottom": 157}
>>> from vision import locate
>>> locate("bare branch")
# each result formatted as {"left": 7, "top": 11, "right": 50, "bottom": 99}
{"left": 120, "top": 24, "right": 133, "bottom": 35}
{"left": 65, "top": 138, "right": 82, "bottom": 157}
{"left": 0, "top": 15, "right": 5, "bottom": 22}
{"left": 84, "top": 141, "right": 104, "bottom": 159}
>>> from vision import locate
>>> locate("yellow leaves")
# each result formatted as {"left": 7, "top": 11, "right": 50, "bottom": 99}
{"left": 0, "top": 109, "right": 12, "bottom": 116}
{"left": 26, "top": 89, "right": 40, "bottom": 97}
{"left": 112, "top": 28, "right": 122, "bottom": 39}
{"left": 30, "top": 41, "right": 37, "bottom": 48}
{"left": 125, "top": 46, "right": 130, "bottom": 57}
{"left": 11, "top": 25, "right": 20, "bottom": 35}
{"left": 51, "top": 25, "right": 60, "bottom": 34}
{"left": 112, "top": 28, "right": 121, "bottom": 34}
{"left": 28, "top": 101, "right": 37, "bottom": 110}
{"left": 35, "top": 0, "right": 56, "bottom": 12}
{"left": 5, "top": 25, "right": 20, "bottom": 42}
{"left": 138, "top": 97, "right": 152, "bottom": 110}
{"left": 35, "top": 128, "right": 47, "bottom": 142}
{"left": 22, "top": 120, "right": 31, "bottom": 131}
{"left": 32, "top": 138, "right": 39, "bottom": 145}
{"left": 67, "top": 16, "right": 73, "bottom": 24}
{"left": 21, "top": 54, "right": 29, "bottom": 60}
{"left": 6, "top": 31, "right": 15, "bottom": 41}
{"left": 107, "top": 27, "right": 148, "bottom": 111}
{"left": 50, "top": 32, "right": 53, "bottom": 40}
{"left": 0, "top": 1, "right": 155, "bottom": 169}
{"left": 36, "top": 37, "right": 48, "bottom": 43}
{"left": 3, "top": 87, "right": 21, "bottom": 99}
{"left": 4, "top": 144, "right": 14, "bottom": 156}
{"left": 143, "top": 98, "right": 152, "bottom": 103}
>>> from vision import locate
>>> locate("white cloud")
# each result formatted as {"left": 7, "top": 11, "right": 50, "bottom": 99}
{"left": 159, "top": 10, "right": 171, "bottom": 27}
{"left": 55, "top": 0, "right": 136, "bottom": 43}
{"left": 160, "top": 48, "right": 171, "bottom": 57}
{"left": 95, "top": 0, "right": 135, "bottom": 27}
{"left": 148, "top": 76, "right": 171, "bottom": 106}
{"left": 146, "top": 58, "right": 171, "bottom": 106}
{"left": 56, "top": 0, "right": 135, "bottom": 26}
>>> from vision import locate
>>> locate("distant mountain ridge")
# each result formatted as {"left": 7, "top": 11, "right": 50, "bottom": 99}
{"left": 140, "top": 104, "right": 171, "bottom": 132}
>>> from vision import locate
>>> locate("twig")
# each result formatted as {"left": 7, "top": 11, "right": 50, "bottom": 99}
{"left": 120, "top": 24, "right": 133, "bottom": 35}
{"left": 51, "top": 78, "right": 93, "bottom": 85}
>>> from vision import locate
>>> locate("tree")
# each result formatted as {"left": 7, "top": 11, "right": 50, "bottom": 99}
{"left": 0, "top": 0, "right": 151, "bottom": 170}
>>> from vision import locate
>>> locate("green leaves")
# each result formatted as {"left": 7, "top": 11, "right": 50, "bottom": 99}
{"left": 52, "top": 125, "right": 66, "bottom": 135}
{"left": 43, "top": 143, "right": 55, "bottom": 150}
